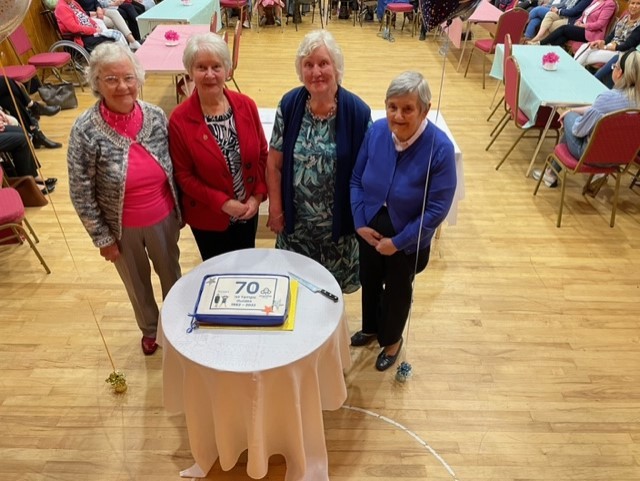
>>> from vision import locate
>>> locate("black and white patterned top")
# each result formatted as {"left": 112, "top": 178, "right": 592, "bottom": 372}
{"left": 204, "top": 109, "right": 246, "bottom": 213}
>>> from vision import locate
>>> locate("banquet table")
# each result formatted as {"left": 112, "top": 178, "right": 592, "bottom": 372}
{"left": 259, "top": 108, "right": 464, "bottom": 227}
{"left": 136, "top": 0, "right": 220, "bottom": 38}
{"left": 159, "top": 248, "right": 350, "bottom": 480}
{"left": 489, "top": 44, "right": 607, "bottom": 176}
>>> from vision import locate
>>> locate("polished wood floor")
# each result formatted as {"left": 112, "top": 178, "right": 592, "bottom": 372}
{"left": 2, "top": 18, "right": 640, "bottom": 481}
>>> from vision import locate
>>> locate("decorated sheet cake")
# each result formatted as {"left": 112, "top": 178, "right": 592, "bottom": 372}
{"left": 193, "top": 274, "right": 290, "bottom": 326}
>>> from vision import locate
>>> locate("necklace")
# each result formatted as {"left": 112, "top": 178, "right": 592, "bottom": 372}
{"left": 100, "top": 102, "right": 141, "bottom": 140}
{"left": 201, "top": 96, "right": 229, "bottom": 117}
{"left": 306, "top": 95, "right": 337, "bottom": 121}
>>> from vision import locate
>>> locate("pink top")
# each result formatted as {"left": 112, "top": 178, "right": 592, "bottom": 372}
{"left": 100, "top": 102, "right": 174, "bottom": 227}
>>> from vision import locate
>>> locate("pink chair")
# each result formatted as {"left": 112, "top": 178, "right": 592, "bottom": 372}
{"left": 488, "top": 55, "right": 561, "bottom": 171}
{"left": 533, "top": 109, "right": 640, "bottom": 227}
{"left": 0, "top": 168, "right": 50, "bottom": 273}
{"left": 8, "top": 25, "right": 83, "bottom": 91}
{"left": 464, "top": 7, "right": 529, "bottom": 89}
{"left": 220, "top": 0, "right": 251, "bottom": 29}
{"left": 379, "top": 3, "right": 417, "bottom": 37}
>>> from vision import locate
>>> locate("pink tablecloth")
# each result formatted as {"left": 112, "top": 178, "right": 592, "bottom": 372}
{"left": 445, "top": 0, "right": 502, "bottom": 48}
{"left": 135, "top": 24, "right": 210, "bottom": 74}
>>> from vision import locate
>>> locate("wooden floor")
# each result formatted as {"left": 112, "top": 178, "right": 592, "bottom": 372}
{"left": 2, "top": 18, "right": 640, "bottom": 481}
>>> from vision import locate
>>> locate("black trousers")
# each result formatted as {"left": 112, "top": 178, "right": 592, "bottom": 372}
{"left": 118, "top": 3, "right": 142, "bottom": 40}
{"left": 191, "top": 215, "right": 259, "bottom": 261}
{"left": 540, "top": 24, "right": 587, "bottom": 46}
{"left": 81, "top": 35, "right": 116, "bottom": 53}
{"left": 0, "top": 126, "right": 38, "bottom": 178}
{"left": 358, "top": 207, "right": 430, "bottom": 347}
{"left": 0, "top": 77, "right": 37, "bottom": 132}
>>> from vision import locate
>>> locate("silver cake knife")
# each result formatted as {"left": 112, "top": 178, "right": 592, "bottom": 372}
{"left": 287, "top": 272, "right": 339, "bottom": 303}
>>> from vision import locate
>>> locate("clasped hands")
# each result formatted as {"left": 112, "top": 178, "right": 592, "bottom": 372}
{"left": 222, "top": 195, "right": 260, "bottom": 220}
{"left": 357, "top": 227, "right": 397, "bottom": 256}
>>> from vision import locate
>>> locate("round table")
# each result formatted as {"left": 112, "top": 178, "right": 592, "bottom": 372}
{"left": 160, "top": 248, "right": 351, "bottom": 480}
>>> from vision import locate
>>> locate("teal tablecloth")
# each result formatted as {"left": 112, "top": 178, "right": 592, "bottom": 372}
{"left": 137, "top": 0, "right": 220, "bottom": 37}
{"left": 490, "top": 44, "right": 607, "bottom": 127}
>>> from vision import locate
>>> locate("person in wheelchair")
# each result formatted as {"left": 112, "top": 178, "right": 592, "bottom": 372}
{"left": 55, "top": 0, "right": 119, "bottom": 52}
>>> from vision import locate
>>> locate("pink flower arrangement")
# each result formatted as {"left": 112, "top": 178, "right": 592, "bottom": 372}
{"left": 542, "top": 52, "right": 560, "bottom": 65}
{"left": 164, "top": 30, "right": 180, "bottom": 42}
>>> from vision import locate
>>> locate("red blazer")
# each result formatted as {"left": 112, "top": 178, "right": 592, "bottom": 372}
{"left": 580, "top": 0, "right": 617, "bottom": 42}
{"left": 55, "top": 0, "right": 99, "bottom": 47}
{"left": 169, "top": 89, "right": 268, "bottom": 231}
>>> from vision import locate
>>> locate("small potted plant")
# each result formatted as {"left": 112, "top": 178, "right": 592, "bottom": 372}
{"left": 164, "top": 30, "right": 180, "bottom": 46}
{"left": 105, "top": 371, "right": 128, "bottom": 394}
{"left": 542, "top": 52, "right": 560, "bottom": 71}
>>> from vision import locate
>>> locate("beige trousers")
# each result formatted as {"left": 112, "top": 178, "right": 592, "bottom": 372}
{"left": 540, "top": 11, "right": 569, "bottom": 34}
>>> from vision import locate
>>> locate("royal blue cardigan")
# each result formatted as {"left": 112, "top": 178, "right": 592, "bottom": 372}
{"left": 350, "top": 119, "right": 457, "bottom": 253}
{"left": 279, "top": 86, "right": 371, "bottom": 242}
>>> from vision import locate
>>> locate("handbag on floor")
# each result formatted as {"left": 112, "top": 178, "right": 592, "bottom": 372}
{"left": 38, "top": 82, "right": 78, "bottom": 110}
{"left": 8, "top": 176, "right": 48, "bottom": 207}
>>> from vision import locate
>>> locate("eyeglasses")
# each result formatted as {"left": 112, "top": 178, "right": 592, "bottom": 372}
{"left": 99, "top": 75, "right": 138, "bottom": 86}
{"left": 611, "top": 63, "right": 622, "bottom": 71}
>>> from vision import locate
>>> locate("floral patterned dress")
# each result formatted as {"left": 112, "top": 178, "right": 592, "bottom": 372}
{"left": 270, "top": 102, "right": 360, "bottom": 293}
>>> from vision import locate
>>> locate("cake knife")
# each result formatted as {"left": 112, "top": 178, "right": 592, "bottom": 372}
{"left": 287, "top": 272, "right": 339, "bottom": 303}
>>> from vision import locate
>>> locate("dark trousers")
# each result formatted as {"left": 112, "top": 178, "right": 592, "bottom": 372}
{"left": 358, "top": 207, "right": 430, "bottom": 347}
{"left": 191, "top": 215, "right": 259, "bottom": 261}
{"left": 118, "top": 3, "right": 142, "bottom": 40}
{"left": 540, "top": 24, "right": 586, "bottom": 46}
{"left": 82, "top": 35, "right": 116, "bottom": 53}
{"left": 0, "top": 126, "right": 38, "bottom": 178}
{"left": 0, "top": 77, "right": 37, "bottom": 132}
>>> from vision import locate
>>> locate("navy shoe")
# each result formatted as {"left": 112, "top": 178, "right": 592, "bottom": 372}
{"left": 375, "top": 338, "right": 403, "bottom": 371}
{"left": 351, "top": 330, "right": 376, "bottom": 346}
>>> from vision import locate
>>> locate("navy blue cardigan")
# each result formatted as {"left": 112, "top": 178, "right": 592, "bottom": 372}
{"left": 279, "top": 86, "right": 371, "bottom": 242}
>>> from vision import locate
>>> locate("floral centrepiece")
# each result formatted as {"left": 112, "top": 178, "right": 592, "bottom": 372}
{"left": 164, "top": 30, "right": 180, "bottom": 42}
{"left": 542, "top": 52, "right": 560, "bottom": 71}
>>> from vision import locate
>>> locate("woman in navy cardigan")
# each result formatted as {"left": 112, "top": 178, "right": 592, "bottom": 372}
{"left": 169, "top": 33, "right": 268, "bottom": 261}
{"left": 266, "top": 30, "right": 370, "bottom": 293}
{"left": 350, "top": 72, "right": 457, "bottom": 372}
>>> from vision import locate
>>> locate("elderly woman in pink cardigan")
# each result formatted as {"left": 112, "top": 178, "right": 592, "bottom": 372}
{"left": 540, "top": 0, "right": 617, "bottom": 45}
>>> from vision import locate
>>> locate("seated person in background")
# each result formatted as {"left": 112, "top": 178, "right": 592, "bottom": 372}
{"left": 533, "top": 50, "right": 640, "bottom": 187}
{"left": 98, "top": 0, "right": 143, "bottom": 42}
{"left": 55, "top": 0, "right": 119, "bottom": 51}
{"left": 0, "top": 111, "right": 57, "bottom": 194}
{"left": 0, "top": 77, "right": 62, "bottom": 149}
{"left": 525, "top": 0, "right": 591, "bottom": 41}
{"left": 574, "top": 0, "right": 640, "bottom": 68}
{"left": 593, "top": 53, "right": 619, "bottom": 87}
{"left": 539, "top": 0, "right": 616, "bottom": 46}
{"left": 78, "top": 0, "right": 141, "bottom": 49}
{"left": 518, "top": 0, "right": 542, "bottom": 12}
{"left": 257, "top": 0, "right": 284, "bottom": 26}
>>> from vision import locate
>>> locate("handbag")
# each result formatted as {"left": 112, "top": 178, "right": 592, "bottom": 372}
{"left": 38, "top": 82, "right": 78, "bottom": 110}
{"left": 8, "top": 176, "right": 48, "bottom": 207}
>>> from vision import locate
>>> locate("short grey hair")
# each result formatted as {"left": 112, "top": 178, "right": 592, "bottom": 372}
{"left": 87, "top": 42, "right": 145, "bottom": 98}
{"left": 183, "top": 33, "right": 231, "bottom": 74}
{"left": 385, "top": 71, "right": 431, "bottom": 112}
{"left": 295, "top": 30, "right": 344, "bottom": 84}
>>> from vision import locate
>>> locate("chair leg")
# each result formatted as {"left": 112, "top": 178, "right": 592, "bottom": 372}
{"left": 489, "top": 110, "right": 509, "bottom": 138}
{"left": 9, "top": 222, "right": 51, "bottom": 274}
{"left": 557, "top": 169, "right": 567, "bottom": 227}
{"left": 487, "top": 95, "right": 504, "bottom": 122}
{"left": 482, "top": 53, "right": 486, "bottom": 89}
{"left": 486, "top": 114, "right": 509, "bottom": 151}
{"left": 232, "top": 77, "right": 241, "bottom": 92}
{"left": 610, "top": 168, "right": 624, "bottom": 227}
{"left": 495, "top": 130, "right": 526, "bottom": 170}
{"left": 463, "top": 47, "right": 474, "bottom": 78}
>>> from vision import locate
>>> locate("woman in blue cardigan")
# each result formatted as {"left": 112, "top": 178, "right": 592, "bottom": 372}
{"left": 266, "top": 30, "right": 371, "bottom": 293}
{"left": 350, "top": 72, "right": 457, "bottom": 371}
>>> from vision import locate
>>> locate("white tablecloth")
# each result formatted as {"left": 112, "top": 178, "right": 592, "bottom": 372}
{"left": 160, "top": 248, "right": 351, "bottom": 480}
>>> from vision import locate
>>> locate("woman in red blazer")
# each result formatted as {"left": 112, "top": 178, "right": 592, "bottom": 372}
{"left": 540, "top": 0, "right": 617, "bottom": 45}
{"left": 169, "top": 33, "right": 268, "bottom": 261}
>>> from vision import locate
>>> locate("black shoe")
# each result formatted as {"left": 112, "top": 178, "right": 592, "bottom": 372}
{"left": 375, "top": 338, "right": 403, "bottom": 371}
{"left": 30, "top": 102, "right": 61, "bottom": 119}
{"left": 39, "top": 183, "right": 55, "bottom": 195}
{"left": 350, "top": 330, "right": 376, "bottom": 347}
{"left": 419, "top": 30, "right": 426, "bottom": 41}
{"left": 45, "top": 178, "right": 58, "bottom": 189}
{"left": 32, "top": 130, "right": 62, "bottom": 149}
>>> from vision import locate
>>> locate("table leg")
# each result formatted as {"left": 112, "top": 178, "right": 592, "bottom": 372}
{"left": 525, "top": 106, "right": 557, "bottom": 178}
{"left": 456, "top": 22, "right": 472, "bottom": 71}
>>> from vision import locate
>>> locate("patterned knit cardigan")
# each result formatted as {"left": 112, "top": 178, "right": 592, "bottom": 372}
{"left": 68, "top": 100, "right": 182, "bottom": 248}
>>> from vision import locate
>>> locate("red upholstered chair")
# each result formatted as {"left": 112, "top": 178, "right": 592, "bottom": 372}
{"left": 487, "top": 33, "right": 512, "bottom": 123}
{"left": 464, "top": 7, "right": 529, "bottom": 88}
{"left": 487, "top": 55, "right": 561, "bottom": 171}
{"left": 0, "top": 168, "right": 51, "bottom": 273}
{"left": 379, "top": 3, "right": 417, "bottom": 37}
{"left": 220, "top": 0, "right": 251, "bottom": 29}
{"left": 629, "top": 154, "right": 640, "bottom": 189}
{"left": 533, "top": 109, "right": 640, "bottom": 227}
{"left": 8, "top": 25, "right": 82, "bottom": 90}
